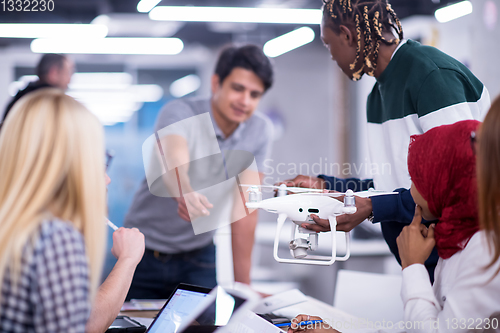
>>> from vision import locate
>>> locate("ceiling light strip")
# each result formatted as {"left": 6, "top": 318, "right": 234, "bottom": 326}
{"left": 0, "top": 23, "right": 108, "bottom": 38}
{"left": 31, "top": 37, "right": 184, "bottom": 55}
{"left": 263, "top": 27, "right": 315, "bottom": 57}
{"left": 170, "top": 74, "right": 201, "bottom": 98}
{"left": 137, "top": 0, "right": 162, "bottom": 13}
{"left": 435, "top": 1, "right": 473, "bottom": 23}
{"left": 149, "top": 6, "right": 322, "bottom": 25}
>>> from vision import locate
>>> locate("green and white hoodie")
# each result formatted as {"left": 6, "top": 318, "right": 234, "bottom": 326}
{"left": 367, "top": 39, "right": 490, "bottom": 191}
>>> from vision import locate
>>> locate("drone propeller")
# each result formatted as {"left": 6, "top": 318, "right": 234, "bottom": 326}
{"left": 302, "top": 189, "right": 398, "bottom": 198}
{"left": 239, "top": 184, "right": 324, "bottom": 194}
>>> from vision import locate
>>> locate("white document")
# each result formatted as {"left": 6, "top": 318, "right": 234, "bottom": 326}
{"left": 253, "top": 289, "right": 308, "bottom": 314}
{"left": 223, "top": 310, "right": 283, "bottom": 333}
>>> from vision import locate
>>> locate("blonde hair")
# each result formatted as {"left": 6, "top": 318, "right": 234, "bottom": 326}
{"left": 478, "top": 95, "right": 500, "bottom": 275}
{"left": 0, "top": 88, "right": 106, "bottom": 300}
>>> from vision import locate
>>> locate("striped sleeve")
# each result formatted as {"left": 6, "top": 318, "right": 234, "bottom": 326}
{"left": 32, "top": 222, "right": 90, "bottom": 333}
{"left": 417, "top": 69, "right": 490, "bottom": 132}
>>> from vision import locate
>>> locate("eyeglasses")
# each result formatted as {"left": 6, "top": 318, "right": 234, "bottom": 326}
{"left": 105, "top": 149, "right": 114, "bottom": 171}
{"left": 470, "top": 131, "right": 477, "bottom": 156}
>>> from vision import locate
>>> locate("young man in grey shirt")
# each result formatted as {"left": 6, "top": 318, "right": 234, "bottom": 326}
{"left": 125, "top": 45, "right": 274, "bottom": 299}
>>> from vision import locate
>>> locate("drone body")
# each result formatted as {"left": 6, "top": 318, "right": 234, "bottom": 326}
{"left": 245, "top": 185, "right": 357, "bottom": 265}
{"left": 246, "top": 194, "right": 353, "bottom": 226}
{"left": 242, "top": 184, "right": 396, "bottom": 266}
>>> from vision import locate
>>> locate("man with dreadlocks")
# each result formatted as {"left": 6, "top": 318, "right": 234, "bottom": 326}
{"left": 282, "top": 0, "right": 490, "bottom": 282}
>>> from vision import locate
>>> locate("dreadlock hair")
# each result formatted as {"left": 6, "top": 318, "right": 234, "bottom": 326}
{"left": 322, "top": 0, "right": 403, "bottom": 81}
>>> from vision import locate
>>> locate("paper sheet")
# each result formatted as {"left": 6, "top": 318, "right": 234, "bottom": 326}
{"left": 223, "top": 310, "right": 284, "bottom": 333}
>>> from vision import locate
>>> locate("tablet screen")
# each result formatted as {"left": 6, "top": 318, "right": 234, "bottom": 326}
{"left": 180, "top": 287, "right": 247, "bottom": 333}
{"left": 147, "top": 288, "right": 210, "bottom": 333}
{"left": 109, "top": 316, "right": 143, "bottom": 329}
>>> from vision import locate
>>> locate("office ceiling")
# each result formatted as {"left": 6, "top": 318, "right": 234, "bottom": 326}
{"left": 0, "top": 0, "right": 452, "bottom": 49}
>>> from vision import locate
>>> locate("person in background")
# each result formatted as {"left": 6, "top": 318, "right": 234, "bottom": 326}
{"left": 290, "top": 116, "right": 500, "bottom": 333}
{"left": 281, "top": 0, "right": 489, "bottom": 281}
{"left": 125, "top": 44, "right": 274, "bottom": 299}
{"left": 394, "top": 118, "right": 500, "bottom": 332}
{"left": 287, "top": 116, "right": 500, "bottom": 333}
{"left": 0, "top": 89, "right": 145, "bottom": 333}
{"left": 1, "top": 53, "right": 74, "bottom": 128}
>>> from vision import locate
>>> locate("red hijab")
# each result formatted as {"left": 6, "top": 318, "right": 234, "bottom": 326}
{"left": 407, "top": 120, "right": 480, "bottom": 259}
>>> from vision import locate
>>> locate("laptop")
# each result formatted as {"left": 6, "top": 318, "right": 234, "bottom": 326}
{"left": 147, "top": 284, "right": 258, "bottom": 333}
{"left": 145, "top": 283, "right": 212, "bottom": 333}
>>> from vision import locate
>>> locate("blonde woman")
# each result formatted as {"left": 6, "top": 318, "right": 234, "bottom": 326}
{"left": 0, "top": 89, "right": 144, "bottom": 332}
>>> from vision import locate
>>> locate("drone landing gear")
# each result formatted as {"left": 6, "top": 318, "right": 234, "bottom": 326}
{"left": 289, "top": 226, "right": 318, "bottom": 259}
{"left": 273, "top": 214, "right": 351, "bottom": 266}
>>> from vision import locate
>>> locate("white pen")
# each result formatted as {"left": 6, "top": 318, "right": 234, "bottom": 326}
{"left": 106, "top": 219, "right": 119, "bottom": 231}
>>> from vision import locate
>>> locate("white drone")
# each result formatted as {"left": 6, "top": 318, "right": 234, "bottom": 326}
{"left": 242, "top": 184, "right": 395, "bottom": 265}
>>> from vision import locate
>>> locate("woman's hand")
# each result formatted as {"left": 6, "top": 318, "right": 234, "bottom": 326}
{"left": 287, "top": 315, "right": 340, "bottom": 333}
{"left": 111, "top": 227, "right": 145, "bottom": 266}
{"left": 396, "top": 205, "right": 436, "bottom": 269}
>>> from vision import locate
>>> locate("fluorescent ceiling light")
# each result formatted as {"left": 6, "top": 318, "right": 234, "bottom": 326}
{"left": 69, "top": 73, "right": 163, "bottom": 102}
{"left": 8, "top": 75, "right": 38, "bottom": 96}
{"left": 68, "top": 85, "right": 164, "bottom": 103}
{"left": 83, "top": 102, "right": 141, "bottom": 126}
{"left": 170, "top": 74, "right": 201, "bottom": 98}
{"left": 435, "top": 1, "right": 473, "bottom": 23}
{"left": 137, "top": 0, "right": 162, "bottom": 13}
{"left": 9, "top": 72, "right": 159, "bottom": 126}
{"left": 263, "top": 27, "right": 315, "bottom": 57}
{"left": 0, "top": 24, "right": 108, "bottom": 38}
{"left": 69, "top": 83, "right": 131, "bottom": 90}
{"left": 8, "top": 82, "right": 25, "bottom": 96}
{"left": 31, "top": 37, "right": 184, "bottom": 55}
{"left": 91, "top": 14, "right": 184, "bottom": 37}
{"left": 150, "top": 6, "right": 321, "bottom": 24}
{"left": 83, "top": 102, "right": 142, "bottom": 114}
{"left": 70, "top": 72, "right": 133, "bottom": 89}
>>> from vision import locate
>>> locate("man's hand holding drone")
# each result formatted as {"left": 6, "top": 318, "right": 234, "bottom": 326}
{"left": 308, "top": 195, "right": 372, "bottom": 232}
{"left": 279, "top": 175, "right": 373, "bottom": 232}
{"left": 280, "top": 175, "right": 326, "bottom": 191}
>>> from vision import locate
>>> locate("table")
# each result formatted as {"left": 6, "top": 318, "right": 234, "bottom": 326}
{"left": 119, "top": 291, "right": 381, "bottom": 332}
{"left": 252, "top": 222, "right": 397, "bottom": 304}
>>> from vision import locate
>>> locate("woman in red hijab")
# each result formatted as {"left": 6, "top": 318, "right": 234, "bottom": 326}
{"left": 286, "top": 112, "right": 500, "bottom": 333}
{"left": 397, "top": 118, "right": 500, "bottom": 333}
